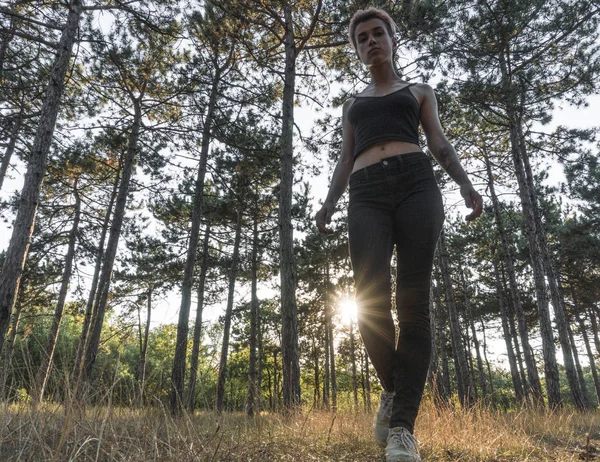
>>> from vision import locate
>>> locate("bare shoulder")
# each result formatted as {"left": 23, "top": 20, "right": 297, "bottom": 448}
{"left": 342, "top": 97, "right": 356, "bottom": 119}
{"left": 409, "top": 82, "right": 436, "bottom": 105}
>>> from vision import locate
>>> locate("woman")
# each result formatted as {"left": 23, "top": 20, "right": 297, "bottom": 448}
{"left": 315, "top": 8, "right": 482, "bottom": 462}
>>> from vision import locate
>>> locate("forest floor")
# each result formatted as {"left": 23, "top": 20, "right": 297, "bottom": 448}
{"left": 0, "top": 399, "right": 598, "bottom": 461}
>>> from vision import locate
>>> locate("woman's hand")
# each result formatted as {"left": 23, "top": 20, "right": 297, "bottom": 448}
{"left": 460, "top": 184, "right": 483, "bottom": 222}
{"left": 316, "top": 202, "right": 335, "bottom": 234}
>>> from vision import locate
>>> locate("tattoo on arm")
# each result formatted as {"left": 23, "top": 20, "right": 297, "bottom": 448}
{"left": 437, "top": 143, "right": 470, "bottom": 186}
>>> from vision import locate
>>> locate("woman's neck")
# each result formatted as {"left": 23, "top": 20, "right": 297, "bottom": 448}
{"left": 368, "top": 61, "right": 401, "bottom": 87}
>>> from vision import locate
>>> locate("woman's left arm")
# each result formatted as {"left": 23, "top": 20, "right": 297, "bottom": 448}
{"left": 419, "top": 83, "right": 483, "bottom": 222}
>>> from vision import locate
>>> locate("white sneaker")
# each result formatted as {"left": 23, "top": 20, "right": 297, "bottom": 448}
{"left": 373, "top": 390, "right": 395, "bottom": 447}
{"left": 385, "top": 427, "right": 421, "bottom": 462}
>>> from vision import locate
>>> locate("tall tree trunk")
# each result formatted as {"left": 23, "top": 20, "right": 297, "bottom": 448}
{"left": 484, "top": 150, "right": 542, "bottom": 403}
{"left": 136, "top": 289, "right": 151, "bottom": 407}
{"left": 34, "top": 175, "right": 81, "bottom": 402}
{"left": 566, "top": 316, "right": 590, "bottom": 407}
{"left": 432, "top": 281, "right": 451, "bottom": 401}
{"left": 73, "top": 163, "right": 120, "bottom": 384}
{"left": 438, "top": 230, "right": 472, "bottom": 406}
{"left": 460, "top": 265, "right": 487, "bottom": 399}
{"left": 349, "top": 316, "right": 358, "bottom": 413}
{"left": 0, "top": 110, "right": 22, "bottom": 192}
{"left": 187, "top": 222, "right": 211, "bottom": 413}
{"left": 497, "top": 42, "right": 560, "bottom": 407}
{"left": 257, "top": 302, "right": 263, "bottom": 413}
{"left": 428, "top": 287, "right": 440, "bottom": 397}
{"left": 273, "top": 349, "right": 279, "bottom": 409}
{"left": 171, "top": 68, "right": 221, "bottom": 415}
{"left": 312, "top": 336, "right": 320, "bottom": 407}
{"left": 463, "top": 320, "right": 478, "bottom": 400}
{"left": 491, "top": 256, "right": 524, "bottom": 402}
{"left": 517, "top": 123, "right": 585, "bottom": 409}
{"left": 572, "top": 287, "right": 600, "bottom": 405}
{"left": 507, "top": 115, "right": 560, "bottom": 406}
{"left": 0, "top": 301, "right": 22, "bottom": 398}
{"left": 80, "top": 98, "right": 142, "bottom": 390}
{"left": 215, "top": 209, "right": 243, "bottom": 412}
{"left": 0, "top": 0, "right": 83, "bottom": 355}
{"left": 323, "top": 314, "right": 330, "bottom": 409}
{"left": 278, "top": 4, "right": 301, "bottom": 408}
{"left": 479, "top": 318, "right": 495, "bottom": 400}
{"left": 247, "top": 214, "right": 260, "bottom": 417}
{"left": 0, "top": 5, "right": 16, "bottom": 80}
{"left": 364, "top": 348, "right": 371, "bottom": 411}
{"left": 325, "top": 264, "right": 337, "bottom": 410}
{"left": 589, "top": 307, "right": 600, "bottom": 360}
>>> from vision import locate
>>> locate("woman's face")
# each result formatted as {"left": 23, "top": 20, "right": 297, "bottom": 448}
{"left": 353, "top": 18, "right": 395, "bottom": 67}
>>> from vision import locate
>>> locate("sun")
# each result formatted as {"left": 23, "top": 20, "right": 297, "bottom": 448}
{"left": 339, "top": 298, "right": 358, "bottom": 325}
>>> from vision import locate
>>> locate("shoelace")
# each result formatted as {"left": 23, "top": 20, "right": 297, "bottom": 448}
{"left": 389, "top": 428, "right": 420, "bottom": 455}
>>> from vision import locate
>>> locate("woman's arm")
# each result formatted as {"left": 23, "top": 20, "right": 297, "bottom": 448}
{"left": 419, "top": 84, "right": 483, "bottom": 222}
{"left": 316, "top": 98, "right": 356, "bottom": 234}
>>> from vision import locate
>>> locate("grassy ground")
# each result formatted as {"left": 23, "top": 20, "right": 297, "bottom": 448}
{"left": 0, "top": 400, "right": 598, "bottom": 461}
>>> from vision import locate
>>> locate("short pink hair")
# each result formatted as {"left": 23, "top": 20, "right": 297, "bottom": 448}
{"left": 348, "top": 8, "right": 398, "bottom": 51}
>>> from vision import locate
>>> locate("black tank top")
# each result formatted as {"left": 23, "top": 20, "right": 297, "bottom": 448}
{"left": 347, "top": 83, "right": 420, "bottom": 159}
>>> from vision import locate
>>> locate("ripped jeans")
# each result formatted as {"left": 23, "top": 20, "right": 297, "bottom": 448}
{"left": 348, "top": 151, "right": 444, "bottom": 433}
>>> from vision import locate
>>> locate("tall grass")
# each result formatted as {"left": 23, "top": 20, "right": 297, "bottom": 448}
{"left": 0, "top": 398, "right": 598, "bottom": 461}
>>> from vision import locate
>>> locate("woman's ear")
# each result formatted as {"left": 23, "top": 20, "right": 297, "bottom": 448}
{"left": 392, "top": 37, "right": 398, "bottom": 50}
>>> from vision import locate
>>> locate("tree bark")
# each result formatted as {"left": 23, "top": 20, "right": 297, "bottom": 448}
{"left": 463, "top": 319, "right": 478, "bottom": 400}
{"left": 589, "top": 306, "right": 600, "bottom": 361}
{"left": 484, "top": 150, "right": 542, "bottom": 403}
{"left": 460, "top": 265, "right": 487, "bottom": 399}
{"left": 325, "top": 264, "right": 337, "bottom": 410}
{"left": 311, "top": 335, "right": 320, "bottom": 407}
{"left": 364, "top": 348, "right": 371, "bottom": 411}
{"left": 432, "top": 281, "right": 451, "bottom": 401}
{"left": 497, "top": 40, "right": 561, "bottom": 406}
{"left": 0, "top": 0, "right": 83, "bottom": 355}
{"left": 247, "top": 214, "right": 260, "bottom": 417}
{"left": 171, "top": 66, "right": 221, "bottom": 415}
{"left": 479, "top": 318, "right": 495, "bottom": 401}
{"left": 349, "top": 317, "right": 358, "bottom": 413}
{"left": 257, "top": 299, "right": 263, "bottom": 413}
{"left": 507, "top": 114, "right": 560, "bottom": 406}
{"left": 566, "top": 316, "right": 590, "bottom": 407}
{"left": 0, "top": 111, "right": 22, "bottom": 192}
{"left": 79, "top": 98, "right": 142, "bottom": 390}
{"left": 438, "top": 230, "right": 472, "bottom": 407}
{"left": 187, "top": 222, "right": 211, "bottom": 414}
{"left": 73, "top": 160, "right": 119, "bottom": 384}
{"left": 428, "top": 287, "right": 441, "bottom": 400}
{"left": 517, "top": 122, "right": 586, "bottom": 409}
{"left": 572, "top": 287, "right": 600, "bottom": 405}
{"left": 0, "top": 300, "right": 22, "bottom": 399}
{"left": 215, "top": 209, "right": 243, "bottom": 412}
{"left": 135, "top": 289, "right": 152, "bottom": 407}
{"left": 323, "top": 311, "right": 330, "bottom": 409}
{"left": 278, "top": 3, "right": 301, "bottom": 408}
{"left": 34, "top": 175, "right": 81, "bottom": 402}
{"left": 491, "top": 256, "right": 525, "bottom": 402}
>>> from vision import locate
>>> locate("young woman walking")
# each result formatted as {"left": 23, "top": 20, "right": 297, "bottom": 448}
{"left": 316, "top": 8, "right": 482, "bottom": 462}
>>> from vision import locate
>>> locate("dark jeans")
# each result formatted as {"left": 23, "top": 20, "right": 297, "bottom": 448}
{"left": 348, "top": 151, "right": 444, "bottom": 433}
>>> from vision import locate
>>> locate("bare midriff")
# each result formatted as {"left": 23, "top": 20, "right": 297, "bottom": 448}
{"left": 352, "top": 140, "right": 423, "bottom": 173}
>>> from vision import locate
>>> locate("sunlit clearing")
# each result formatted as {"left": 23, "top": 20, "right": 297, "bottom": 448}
{"left": 339, "top": 298, "right": 358, "bottom": 325}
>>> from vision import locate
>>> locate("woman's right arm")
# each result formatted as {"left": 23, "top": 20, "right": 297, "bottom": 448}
{"left": 316, "top": 98, "right": 356, "bottom": 234}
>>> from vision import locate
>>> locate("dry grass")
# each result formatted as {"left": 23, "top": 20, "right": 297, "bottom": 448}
{"left": 0, "top": 399, "right": 598, "bottom": 461}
